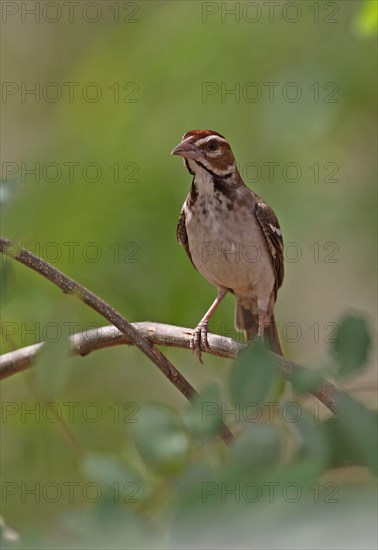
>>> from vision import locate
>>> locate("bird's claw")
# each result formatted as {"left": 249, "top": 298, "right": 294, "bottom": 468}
{"left": 190, "top": 321, "right": 209, "bottom": 364}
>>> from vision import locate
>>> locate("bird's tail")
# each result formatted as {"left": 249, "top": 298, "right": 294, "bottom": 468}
{"left": 235, "top": 303, "right": 283, "bottom": 355}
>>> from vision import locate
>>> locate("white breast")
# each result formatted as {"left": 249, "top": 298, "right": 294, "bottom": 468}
{"left": 185, "top": 179, "right": 274, "bottom": 298}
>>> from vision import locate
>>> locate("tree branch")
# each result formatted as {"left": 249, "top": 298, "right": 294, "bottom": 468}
{"left": 0, "top": 236, "right": 235, "bottom": 443}
{"left": 0, "top": 323, "right": 242, "bottom": 380}
{"left": 0, "top": 322, "right": 338, "bottom": 413}
{"left": 0, "top": 237, "right": 339, "bottom": 417}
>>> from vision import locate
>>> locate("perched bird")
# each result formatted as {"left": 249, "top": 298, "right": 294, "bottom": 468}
{"left": 172, "top": 129, "right": 284, "bottom": 362}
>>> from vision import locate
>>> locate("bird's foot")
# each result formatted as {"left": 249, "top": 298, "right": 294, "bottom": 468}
{"left": 190, "top": 321, "right": 209, "bottom": 364}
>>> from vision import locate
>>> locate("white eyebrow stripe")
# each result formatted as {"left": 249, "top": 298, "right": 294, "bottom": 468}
{"left": 195, "top": 135, "right": 227, "bottom": 146}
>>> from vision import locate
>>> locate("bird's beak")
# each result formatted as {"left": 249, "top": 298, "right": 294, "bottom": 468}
{"left": 171, "top": 141, "right": 202, "bottom": 161}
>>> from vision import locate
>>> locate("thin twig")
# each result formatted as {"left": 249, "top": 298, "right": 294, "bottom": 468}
{"left": 0, "top": 322, "right": 338, "bottom": 414}
{"left": 0, "top": 236, "right": 339, "bottom": 415}
{"left": 0, "top": 236, "right": 234, "bottom": 443}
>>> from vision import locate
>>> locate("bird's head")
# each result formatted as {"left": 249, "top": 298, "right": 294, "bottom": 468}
{"left": 171, "top": 130, "right": 237, "bottom": 177}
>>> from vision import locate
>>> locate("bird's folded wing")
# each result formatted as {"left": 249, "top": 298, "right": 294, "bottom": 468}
{"left": 254, "top": 200, "right": 284, "bottom": 295}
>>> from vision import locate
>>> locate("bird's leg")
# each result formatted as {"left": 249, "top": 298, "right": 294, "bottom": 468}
{"left": 191, "top": 289, "right": 227, "bottom": 364}
{"left": 257, "top": 307, "right": 267, "bottom": 338}
{"left": 250, "top": 306, "right": 267, "bottom": 345}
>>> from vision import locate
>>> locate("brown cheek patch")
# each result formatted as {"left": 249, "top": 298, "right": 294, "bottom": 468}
{"left": 216, "top": 147, "right": 234, "bottom": 171}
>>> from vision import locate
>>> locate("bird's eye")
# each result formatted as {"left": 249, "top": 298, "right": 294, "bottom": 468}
{"left": 207, "top": 140, "right": 219, "bottom": 152}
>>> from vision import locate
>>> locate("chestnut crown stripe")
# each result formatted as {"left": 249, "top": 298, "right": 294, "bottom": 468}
{"left": 182, "top": 129, "right": 226, "bottom": 141}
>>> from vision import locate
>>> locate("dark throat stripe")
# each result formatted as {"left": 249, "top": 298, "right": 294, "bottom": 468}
{"left": 195, "top": 160, "right": 233, "bottom": 180}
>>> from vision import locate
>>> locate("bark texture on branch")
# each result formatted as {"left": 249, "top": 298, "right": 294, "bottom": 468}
{"left": 0, "top": 322, "right": 338, "bottom": 414}
{"left": 0, "top": 237, "right": 234, "bottom": 443}
{"left": 0, "top": 236, "right": 338, "bottom": 419}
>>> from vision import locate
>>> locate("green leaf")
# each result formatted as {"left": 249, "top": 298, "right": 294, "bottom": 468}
{"left": 333, "top": 392, "right": 378, "bottom": 475}
{"left": 81, "top": 453, "right": 143, "bottom": 489}
{"left": 331, "top": 313, "right": 371, "bottom": 378}
{"left": 230, "top": 341, "right": 278, "bottom": 407}
{"left": 173, "top": 463, "right": 216, "bottom": 503}
{"left": 184, "top": 383, "right": 222, "bottom": 439}
{"left": 229, "top": 423, "right": 281, "bottom": 474}
{"left": 133, "top": 403, "right": 191, "bottom": 475}
{"left": 293, "top": 411, "right": 329, "bottom": 472}
{"left": 291, "top": 367, "right": 323, "bottom": 394}
{"left": 63, "top": 500, "right": 152, "bottom": 548}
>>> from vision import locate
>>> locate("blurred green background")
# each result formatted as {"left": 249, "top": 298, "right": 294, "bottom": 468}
{"left": 1, "top": 1, "right": 377, "bottom": 547}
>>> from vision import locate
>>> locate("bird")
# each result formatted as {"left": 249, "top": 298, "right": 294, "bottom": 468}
{"left": 171, "top": 129, "right": 284, "bottom": 363}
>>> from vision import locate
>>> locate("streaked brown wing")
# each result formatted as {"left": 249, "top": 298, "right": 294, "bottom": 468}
{"left": 254, "top": 201, "right": 284, "bottom": 296}
{"left": 177, "top": 207, "right": 196, "bottom": 269}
